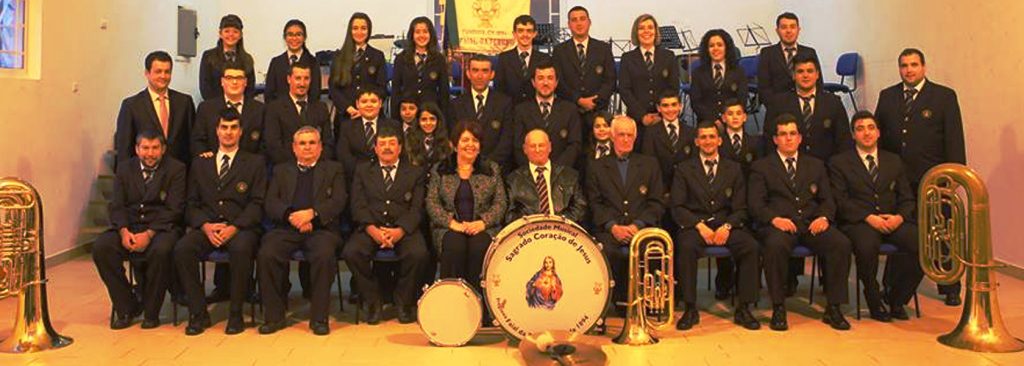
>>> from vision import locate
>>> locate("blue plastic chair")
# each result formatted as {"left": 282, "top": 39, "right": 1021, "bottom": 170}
{"left": 790, "top": 245, "right": 819, "bottom": 304}
{"left": 287, "top": 249, "right": 345, "bottom": 313}
{"left": 738, "top": 55, "right": 762, "bottom": 130}
{"left": 450, "top": 60, "right": 465, "bottom": 96}
{"left": 199, "top": 249, "right": 258, "bottom": 324}
{"left": 823, "top": 52, "right": 860, "bottom": 110}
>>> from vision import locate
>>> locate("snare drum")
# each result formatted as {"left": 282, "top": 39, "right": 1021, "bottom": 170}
{"left": 482, "top": 215, "right": 611, "bottom": 340}
{"left": 417, "top": 278, "right": 483, "bottom": 346}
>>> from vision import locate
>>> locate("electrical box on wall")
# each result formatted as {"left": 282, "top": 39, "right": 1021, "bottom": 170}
{"left": 177, "top": 6, "right": 198, "bottom": 57}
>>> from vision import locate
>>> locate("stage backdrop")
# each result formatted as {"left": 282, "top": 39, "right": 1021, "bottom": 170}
{"left": 448, "top": 0, "right": 528, "bottom": 55}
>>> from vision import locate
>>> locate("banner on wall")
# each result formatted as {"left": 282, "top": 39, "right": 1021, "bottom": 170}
{"left": 450, "top": 0, "right": 528, "bottom": 55}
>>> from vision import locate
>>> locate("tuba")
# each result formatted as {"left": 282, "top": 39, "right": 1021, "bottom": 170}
{"left": 614, "top": 228, "right": 674, "bottom": 345}
{"left": 0, "top": 177, "right": 73, "bottom": 353}
{"left": 918, "top": 164, "right": 1023, "bottom": 353}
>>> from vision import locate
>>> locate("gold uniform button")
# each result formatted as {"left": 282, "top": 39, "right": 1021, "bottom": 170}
{"left": 623, "top": 200, "right": 629, "bottom": 205}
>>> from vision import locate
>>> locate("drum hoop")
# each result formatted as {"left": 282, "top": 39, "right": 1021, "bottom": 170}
{"left": 417, "top": 278, "right": 483, "bottom": 347}
{"left": 480, "top": 214, "right": 613, "bottom": 340}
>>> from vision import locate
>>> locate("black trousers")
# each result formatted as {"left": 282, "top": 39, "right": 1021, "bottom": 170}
{"left": 596, "top": 232, "right": 628, "bottom": 303}
{"left": 676, "top": 228, "right": 760, "bottom": 304}
{"left": 760, "top": 226, "right": 851, "bottom": 305}
{"left": 93, "top": 229, "right": 178, "bottom": 320}
{"left": 439, "top": 231, "right": 490, "bottom": 294}
{"left": 343, "top": 230, "right": 429, "bottom": 307}
{"left": 257, "top": 228, "right": 340, "bottom": 324}
{"left": 174, "top": 229, "right": 257, "bottom": 315}
{"left": 844, "top": 222, "right": 923, "bottom": 307}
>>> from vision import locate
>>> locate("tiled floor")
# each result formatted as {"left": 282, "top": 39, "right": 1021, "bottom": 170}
{"left": 1, "top": 257, "right": 1023, "bottom": 365}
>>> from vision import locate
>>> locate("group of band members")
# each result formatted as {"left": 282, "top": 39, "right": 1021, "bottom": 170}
{"left": 97, "top": 7, "right": 965, "bottom": 336}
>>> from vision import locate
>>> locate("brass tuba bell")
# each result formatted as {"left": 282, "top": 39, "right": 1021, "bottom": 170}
{"left": 918, "top": 164, "right": 1023, "bottom": 353}
{"left": 614, "top": 228, "right": 674, "bottom": 346}
{"left": 0, "top": 177, "right": 73, "bottom": 353}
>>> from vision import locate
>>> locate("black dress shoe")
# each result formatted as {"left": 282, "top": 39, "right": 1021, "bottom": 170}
{"left": 225, "top": 315, "right": 246, "bottom": 335}
{"left": 714, "top": 288, "right": 732, "bottom": 301}
{"left": 110, "top": 307, "right": 141, "bottom": 330}
{"left": 365, "top": 303, "right": 383, "bottom": 325}
{"left": 868, "top": 303, "right": 892, "bottom": 322}
{"left": 398, "top": 306, "right": 416, "bottom": 324}
{"left": 770, "top": 305, "right": 788, "bottom": 331}
{"left": 258, "top": 321, "right": 287, "bottom": 335}
{"left": 185, "top": 312, "right": 212, "bottom": 336}
{"left": 822, "top": 305, "right": 851, "bottom": 330}
{"left": 889, "top": 305, "right": 910, "bottom": 320}
{"left": 205, "top": 288, "right": 231, "bottom": 304}
{"left": 140, "top": 318, "right": 161, "bottom": 329}
{"left": 733, "top": 307, "right": 761, "bottom": 330}
{"left": 675, "top": 309, "right": 700, "bottom": 330}
{"left": 944, "top": 294, "right": 961, "bottom": 306}
{"left": 310, "top": 320, "right": 330, "bottom": 336}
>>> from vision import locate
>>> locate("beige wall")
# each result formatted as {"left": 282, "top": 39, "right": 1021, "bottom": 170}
{"left": 0, "top": 0, "right": 221, "bottom": 257}
{"left": 5, "top": 1, "right": 1022, "bottom": 266}
{"left": 785, "top": 0, "right": 1024, "bottom": 267}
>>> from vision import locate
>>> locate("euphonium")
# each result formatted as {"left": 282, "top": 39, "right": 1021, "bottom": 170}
{"left": 0, "top": 177, "right": 73, "bottom": 353}
{"left": 614, "top": 228, "right": 674, "bottom": 345}
{"left": 918, "top": 164, "right": 1023, "bottom": 353}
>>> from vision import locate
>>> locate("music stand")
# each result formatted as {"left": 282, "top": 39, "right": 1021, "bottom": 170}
{"left": 659, "top": 26, "right": 684, "bottom": 51}
{"left": 680, "top": 29, "right": 699, "bottom": 53}
{"left": 735, "top": 23, "right": 772, "bottom": 51}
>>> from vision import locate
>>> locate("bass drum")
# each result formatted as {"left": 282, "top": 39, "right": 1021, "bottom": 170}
{"left": 417, "top": 278, "right": 482, "bottom": 346}
{"left": 482, "top": 215, "right": 611, "bottom": 340}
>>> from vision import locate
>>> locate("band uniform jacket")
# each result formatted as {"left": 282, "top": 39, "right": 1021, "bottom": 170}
{"left": 552, "top": 38, "right": 617, "bottom": 111}
{"left": 350, "top": 161, "right": 427, "bottom": 234}
{"left": 451, "top": 88, "right": 514, "bottom": 166}
{"left": 764, "top": 91, "right": 852, "bottom": 161}
{"left": 198, "top": 47, "right": 256, "bottom": 100}
{"left": 390, "top": 50, "right": 451, "bottom": 117}
{"left": 874, "top": 80, "right": 966, "bottom": 186}
{"left": 264, "top": 160, "right": 347, "bottom": 232}
{"left": 641, "top": 121, "right": 697, "bottom": 191}
{"left": 690, "top": 62, "right": 749, "bottom": 123}
{"left": 263, "top": 96, "right": 336, "bottom": 165}
{"left": 512, "top": 98, "right": 582, "bottom": 168}
{"left": 585, "top": 152, "right": 666, "bottom": 230}
{"left": 720, "top": 131, "right": 764, "bottom": 176}
{"left": 265, "top": 50, "right": 322, "bottom": 103}
{"left": 747, "top": 154, "right": 836, "bottom": 230}
{"left": 109, "top": 156, "right": 187, "bottom": 233}
{"left": 757, "top": 43, "right": 821, "bottom": 102}
{"left": 336, "top": 117, "right": 402, "bottom": 180}
{"left": 617, "top": 47, "right": 680, "bottom": 123}
{"left": 828, "top": 149, "right": 915, "bottom": 225}
{"left": 425, "top": 159, "right": 507, "bottom": 252}
{"left": 328, "top": 45, "right": 387, "bottom": 113}
{"left": 495, "top": 48, "right": 553, "bottom": 104}
{"left": 192, "top": 96, "right": 266, "bottom": 157}
{"left": 114, "top": 89, "right": 196, "bottom": 167}
{"left": 671, "top": 156, "right": 748, "bottom": 230}
{"left": 505, "top": 163, "right": 588, "bottom": 224}
{"left": 186, "top": 151, "right": 267, "bottom": 231}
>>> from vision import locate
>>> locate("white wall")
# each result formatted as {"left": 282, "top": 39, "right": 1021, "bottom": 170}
{"left": 215, "top": 0, "right": 433, "bottom": 86}
{"left": 0, "top": 0, "right": 222, "bottom": 257}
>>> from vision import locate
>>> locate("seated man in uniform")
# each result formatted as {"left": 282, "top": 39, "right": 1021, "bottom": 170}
{"left": 344, "top": 128, "right": 430, "bottom": 325}
{"left": 748, "top": 114, "right": 852, "bottom": 331}
{"left": 175, "top": 108, "right": 266, "bottom": 335}
{"left": 505, "top": 129, "right": 587, "bottom": 223}
{"left": 829, "top": 111, "right": 922, "bottom": 321}
{"left": 671, "top": 121, "right": 760, "bottom": 331}
{"left": 585, "top": 115, "right": 665, "bottom": 312}
{"left": 94, "top": 130, "right": 186, "bottom": 330}
{"left": 258, "top": 126, "right": 346, "bottom": 336}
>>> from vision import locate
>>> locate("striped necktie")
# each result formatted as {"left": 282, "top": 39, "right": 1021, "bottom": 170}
{"left": 535, "top": 166, "right": 550, "bottom": 215}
